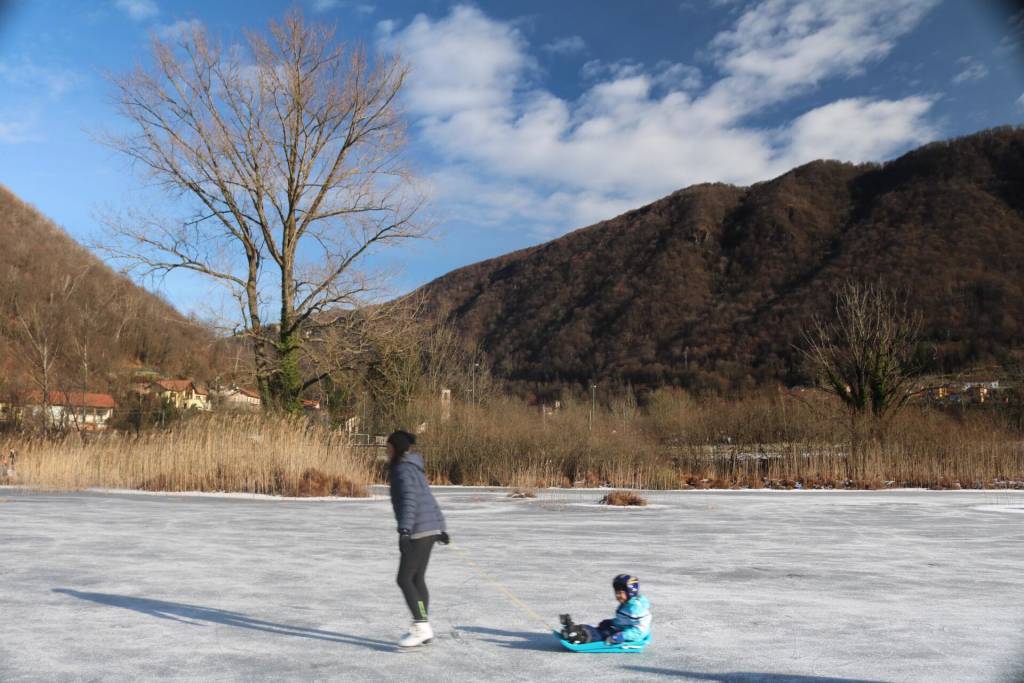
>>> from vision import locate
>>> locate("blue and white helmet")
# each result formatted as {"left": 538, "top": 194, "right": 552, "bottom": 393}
{"left": 613, "top": 574, "right": 640, "bottom": 598}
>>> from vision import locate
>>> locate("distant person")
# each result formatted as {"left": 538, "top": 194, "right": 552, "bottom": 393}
{"left": 387, "top": 430, "right": 449, "bottom": 648}
{"left": 559, "top": 574, "right": 652, "bottom": 645}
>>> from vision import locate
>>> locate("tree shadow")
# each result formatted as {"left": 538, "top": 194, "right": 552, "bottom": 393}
{"left": 52, "top": 588, "right": 396, "bottom": 653}
{"left": 623, "top": 666, "right": 887, "bottom": 682}
{"left": 456, "top": 625, "right": 561, "bottom": 652}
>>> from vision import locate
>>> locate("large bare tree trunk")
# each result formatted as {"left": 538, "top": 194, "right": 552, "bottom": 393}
{"left": 100, "top": 11, "right": 425, "bottom": 412}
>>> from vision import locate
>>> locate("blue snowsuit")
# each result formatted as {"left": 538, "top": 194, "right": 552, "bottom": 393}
{"left": 584, "top": 594, "right": 652, "bottom": 643}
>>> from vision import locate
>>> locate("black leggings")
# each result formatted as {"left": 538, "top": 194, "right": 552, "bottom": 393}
{"left": 397, "top": 536, "right": 435, "bottom": 621}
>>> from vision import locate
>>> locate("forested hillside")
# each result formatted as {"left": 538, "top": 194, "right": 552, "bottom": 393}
{"left": 0, "top": 185, "right": 222, "bottom": 398}
{"left": 418, "top": 127, "right": 1024, "bottom": 394}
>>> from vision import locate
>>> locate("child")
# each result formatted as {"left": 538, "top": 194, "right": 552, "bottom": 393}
{"left": 560, "top": 574, "right": 651, "bottom": 645}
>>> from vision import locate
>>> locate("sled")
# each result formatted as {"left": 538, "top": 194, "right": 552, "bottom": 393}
{"left": 553, "top": 629, "right": 651, "bottom": 653}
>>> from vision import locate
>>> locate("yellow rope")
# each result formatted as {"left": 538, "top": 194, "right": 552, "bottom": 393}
{"left": 449, "top": 542, "right": 551, "bottom": 630}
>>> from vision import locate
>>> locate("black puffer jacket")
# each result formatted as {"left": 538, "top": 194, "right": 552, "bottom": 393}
{"left": 390, "top": 451, "right": 446, "bottom": 538}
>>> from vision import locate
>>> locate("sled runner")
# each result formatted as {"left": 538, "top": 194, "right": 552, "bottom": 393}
{"left": 553, "top": 629, "right": 652, "bottom": 653}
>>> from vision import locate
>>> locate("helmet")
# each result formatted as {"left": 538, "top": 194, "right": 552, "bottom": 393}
{"left": 612, "top": 574, "right": 640, "bottom": 598}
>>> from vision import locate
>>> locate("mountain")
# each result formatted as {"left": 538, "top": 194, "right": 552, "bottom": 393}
{"left": 0, "top": 184, "right": 220, "bottom": 396}
{"left": 417, "top": 126, "right": 1024, "bottom": 394}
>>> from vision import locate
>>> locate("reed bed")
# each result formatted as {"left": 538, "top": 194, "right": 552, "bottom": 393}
{"left": 407, "top": 390, "right": 1024, "bottom": 490}
{"left": 2, "top": 389, "right": 1021, "bottom": 494}
{"left": 1, "top": 414, "right": 372, "bottom": 496}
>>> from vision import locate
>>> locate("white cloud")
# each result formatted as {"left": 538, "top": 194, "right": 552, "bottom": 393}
{"left": 312, "top": 0, "right": 375, "bottom": 14}
{"left": 1017, "top": 93, "right": 1024, "bottom": 110}
{"left": 952, "top": 56, "right": 988, "bottom": 85}
{"left": 377, "top": 6, "right": 534, "bottom": 118}
{"left": 0, "top": 59, "right": 80, "bottom": 99}
{"left": 703, "top": 0, "right": 940, "bottom": 121}
{"left": 653, "top": 62, "right": 702, "bottom": 91}
{"left": 709, "top": 0, "right": 750, "bottom": 11}
{"left": 779, "top": 96, "right": 938, "bottom": 165}
{"left": 582, "top": 59, "right": 701, "bottom": 92}
{"left": 0, "top": 111, "right": 40, "bottom": 144}
{"left": 383, "top": 2, "right": 941, "bottom": 236}
{"left": 115, "top": 0, "right": 158, "bottom": 21}
{"left": 156, "top": 19, "right": 203, "bottom": 41}
{"left": 542, "top": 35, "right": 586, "bottom": 55}
{"left": 996, "top": 16, "right": 1023, "bottom": 56}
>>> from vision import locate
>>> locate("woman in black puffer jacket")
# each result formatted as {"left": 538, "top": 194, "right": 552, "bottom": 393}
{"left": 387, "top": 430, "right": 449, "bottom": 648}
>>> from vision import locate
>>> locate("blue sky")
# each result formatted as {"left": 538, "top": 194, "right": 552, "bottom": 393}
{"left": 0, "top": 0, "right": 1022, "bottom": 316}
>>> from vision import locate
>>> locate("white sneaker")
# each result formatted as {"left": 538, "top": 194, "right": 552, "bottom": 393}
{"left": 398, "top": 621, "right": 433, "bottom": 648}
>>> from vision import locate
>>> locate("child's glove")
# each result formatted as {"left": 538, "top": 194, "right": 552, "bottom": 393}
{"left": 605, "top": 632, "right": 625, "bottom": 645}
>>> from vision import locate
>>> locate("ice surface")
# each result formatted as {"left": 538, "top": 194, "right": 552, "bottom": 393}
{"left": 1, "top": 486, "right": 1022, "bottom": 682}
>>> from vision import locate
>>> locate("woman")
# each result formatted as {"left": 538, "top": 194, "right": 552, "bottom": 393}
{"left": 387, "top": 430, "right": 449, "bottom": 648}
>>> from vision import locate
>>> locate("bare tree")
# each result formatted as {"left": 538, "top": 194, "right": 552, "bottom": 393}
{"left": 5, "top": 275, "right": 82, "bottom": 430}
{"left": 301, "top": 299, "right": 422, "bottom": 419}
{"left": 802, "top": 282, "right": 923, "bottom": 429}
{"left": 101, "top": 11, "right": 425, "bottom": 412}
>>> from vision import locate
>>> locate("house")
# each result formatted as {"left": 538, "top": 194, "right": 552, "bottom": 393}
{"left": 18, "top": 391, "right": 117, "bottom": 431}
{"left": 928, "top": 380, "right": 1006, "bottom": 405}
{"left": 217, "top": 386, "right": 262, "bottom": 410}
{"left": 149, "top": 379, "right": 211, "bottom": 411}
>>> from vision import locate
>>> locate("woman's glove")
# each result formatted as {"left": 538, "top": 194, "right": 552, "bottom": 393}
{"left": 398, "top": 529, "right": 411, "bottom": 550}
{"left": 437, "top": 531, "right": 450, "bottom": 545}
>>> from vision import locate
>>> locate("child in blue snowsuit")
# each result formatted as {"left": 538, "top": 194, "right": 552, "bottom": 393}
{"left": 560, "top": 574, "right": 651, "bottom": 644}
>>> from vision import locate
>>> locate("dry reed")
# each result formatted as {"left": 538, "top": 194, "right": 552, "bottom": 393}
{"left": 1, "top": 414, "right": 371, "bottom": 496}
{"left": 401, "top": 388, "right": 1024, "bottom": 490}
{"left": 3, "top": 389, "right": 1021, "bottom": 494}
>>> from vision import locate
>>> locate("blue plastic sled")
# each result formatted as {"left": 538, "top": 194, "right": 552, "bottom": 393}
{"left": 553, "top": 630, "right": 652, "bottom": 653}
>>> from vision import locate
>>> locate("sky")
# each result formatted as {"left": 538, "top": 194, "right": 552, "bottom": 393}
{"left": 0, "top": 0, "right": 1022, "bottom": 316}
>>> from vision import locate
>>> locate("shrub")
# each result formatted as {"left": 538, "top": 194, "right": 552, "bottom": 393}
{"left": 599, "top": 490, "right": 648, "bottom": 506}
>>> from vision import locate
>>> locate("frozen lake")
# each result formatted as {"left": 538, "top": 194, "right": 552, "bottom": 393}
{"left": 1, "top": 486, "right": 1022, "bottom": 682}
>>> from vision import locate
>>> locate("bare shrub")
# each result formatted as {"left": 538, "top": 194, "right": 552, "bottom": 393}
{"left": 296, "top": 467, "right": 367, "bottom": 497}
{"left": 600, "top": 490, "right": 648, "bottom": 506}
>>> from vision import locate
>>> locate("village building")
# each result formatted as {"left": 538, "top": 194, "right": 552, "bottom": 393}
{"left": 4, "top": 391, "right": 118, "bottom": 431}
{"left": 148, "top": 379, "right": 211, "bottom": 411}
{"left": 927, "top": 380, "right": 1006, "bottom": 405}
{"left": 216, "top": 386, "right": 262, "bottom": 410}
